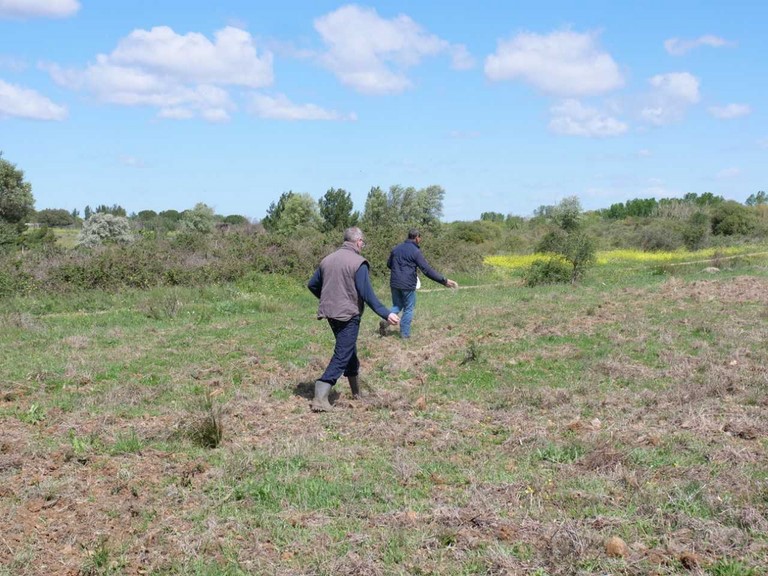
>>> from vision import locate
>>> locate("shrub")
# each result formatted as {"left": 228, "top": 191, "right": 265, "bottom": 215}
{"left": 524, "top": 257, "right": 572, "bottom": 286}
{"left": 711, "top": 201, "right": 757, "bottom": 236}
{"left": 638, "top": 220, "right": 685, "bottom": 251}
{"left": 0, "top": 254, "right": 34, "bottom": 297}
{"left": 77, "top": 213, "right": 133, "bottom": 247}
{"left": 682, "top": 211, "right": 710, "bottom": 250}
{"left": 535, "top": 229, "right": 596, "bottom": 282}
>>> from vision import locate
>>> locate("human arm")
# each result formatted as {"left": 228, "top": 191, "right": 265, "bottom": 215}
{"left": 355, "top": 264, "right": 399, "bottom": 324}
{"left": 414, "top": 250, "right": 450, "bottom": 286}
{"left": 414, "top": 251, "right": 458, "bottom": 288}
{"left": 307, "top": 268, "right": 322, "bottom": 299}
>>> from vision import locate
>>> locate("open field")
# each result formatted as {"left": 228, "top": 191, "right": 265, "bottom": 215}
{"left": 1, "top": 255, "right": 767, "bottom": 575}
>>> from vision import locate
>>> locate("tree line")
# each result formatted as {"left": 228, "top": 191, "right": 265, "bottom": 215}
{"left": 2, "top": 150, "right": 768, "bottom": 296}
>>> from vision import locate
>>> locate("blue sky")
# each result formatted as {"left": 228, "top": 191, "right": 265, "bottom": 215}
{"left": 1, "top": 0, "right": 765, "bottom": 222}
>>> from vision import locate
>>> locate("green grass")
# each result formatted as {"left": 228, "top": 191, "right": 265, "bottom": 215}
{"left": 1, "top": 255, "right": 767, "bottom": 574}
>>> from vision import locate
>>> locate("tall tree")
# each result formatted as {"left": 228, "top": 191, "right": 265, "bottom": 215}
{"left": 262, "top": 191, "right": 296, "bottom": 232}
{"left": 361, "top": 186, "right": 389, "bottom": 229}
{"left": 414, "top": 184, "right": 444, "bottom": 228}
{"left": 0, "top": 152, "right": 34, "bottom": 224}
{"left": 746, "top": 191, "right": 767, "bottom": 206}
{"left": 319, "top": 188, "right": 358, "bottom": 232}
{"left": 271, "top": 193, "right": 321, "bottom": 233}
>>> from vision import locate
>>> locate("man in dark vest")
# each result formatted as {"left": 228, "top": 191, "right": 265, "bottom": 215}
{"left": 380, "top": 228, "right": 458, "bottom": 339}
{"left": 307, "top": 226, "right": 399, "bottom": 412}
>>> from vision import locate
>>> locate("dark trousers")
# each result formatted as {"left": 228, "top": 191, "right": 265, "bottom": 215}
{"left": 319, "top": 316, "right": 361, "bottom": 385}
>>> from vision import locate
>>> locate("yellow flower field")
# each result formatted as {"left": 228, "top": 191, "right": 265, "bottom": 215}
{"left": 484, "top": 246, "right": 749, "bottom": 270}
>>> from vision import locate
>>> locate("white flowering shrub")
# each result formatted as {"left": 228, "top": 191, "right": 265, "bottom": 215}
{"left": 77, "top": 213, "right": 134, "bottom": 248}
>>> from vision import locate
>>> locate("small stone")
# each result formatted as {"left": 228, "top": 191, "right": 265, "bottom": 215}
{"left": 605, "top": 535, "right": 629, "bottom": 558}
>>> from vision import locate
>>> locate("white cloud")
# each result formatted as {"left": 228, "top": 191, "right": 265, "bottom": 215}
{"left": 314, "top": 5, "right": 463, "bottom": 94}
{"left": 708, "top": 103, "right": 751, "bottom": 119}
{"left": 0, "top": 79, "right": 67, "bottom": 120}
{"left": 637, "top": 149, "right": 652, "bottom": 158}
{"left": 110, "top": 26, "right": 273, "bottom": 88}
{"left": 0, "top": 0, "right": 79, "bottom": 19}
{"left": 716, "top": 167, "right": 741, "bottom": 179}
{"left": 548, "top": 99, "right": 628, "bottom": 137}
{"left": 48, "top": 26, "right": 273, "bottom": 121}
{"left": 640, "top": 72, "right": 700, "bottom": 125}
{"left": 484, "top": 29, "right": 623, "bottom": 96}
{"left": 759, "top": 138, "right": 768, "bottom": 149}
{"left": 247, "top": 93, "right": 355, "bottom": 121}
{"left": 664, "top": 35, "right": 730, "bottom": 56}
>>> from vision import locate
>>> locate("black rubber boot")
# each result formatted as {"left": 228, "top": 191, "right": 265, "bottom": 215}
{"left": 311, "top": 380, "right": 333, "bottom": 412}
{"left": 348, "top": 375, "right": 360, "bottom": 399}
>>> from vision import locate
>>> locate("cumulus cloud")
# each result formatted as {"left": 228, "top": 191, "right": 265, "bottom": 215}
{"left": 0, "top": 0, "right": 79, "bottom": 19}
{"left": 247, "top": 93, "right": 355, "bottom": 121}
{"left": 484, "top": 29, "right": 623, "bottom": 96}
{"left": 47, "top": 26, "right": 273, "bottom": 121}
{"left": 708, "top": 103, "right": 751, "bottom": 119}
{"left": 0, "top": 79, "right": 67, "bottom": 120}
{"left": 664, "top": 35, "right": 730, "bottom": 56}
{"left": 109, "top": 26, "right": 273, "bottom": 88}
{"left": 314, "top": 5, "right": 469, "bottom": 94}
{"left": 640, "top": 72, "right": 700, "bottom": 125}
{"left": 549, "top": 99, "right": 628, "bottom": 137}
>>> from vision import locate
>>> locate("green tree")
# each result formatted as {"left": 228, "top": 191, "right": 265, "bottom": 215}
{"left": 271, "top": 193, "right": 321, "bottom": 234}
{"left": 361, "top": 184, "right": 445, "bottom": 230}
{"left": 361, "top": 186, "right": 389, "bottom": 229}
{"left": 262, "top": 191, "right": 296, "bottom": 232}
{"left": 550, "top": 195, "right": 582, "bottom": 231}
{"left": 35, "top": 208, "right": 76, "bottom": 227}
{"left": 413, "top": 184, "right": 444, "bottom": 229}
{"left": 94, "top": 204, "right": 127, "bottom": 217}
{"left": 180, "top": 203, "right": 216, "bottom": 234}
{"left": 481, "top": 211, "right": 505, "bottom": 222}
{"left": 319, "top": 188, "right": 359, "bottom": 232}
{"left": 0, "top": 152, "right": 35, "bottom": 224}
{"left": 746, "top": 191, "right": 767, "bottom": 206}
{"left": 222, "top": 214, "right": 249, "bottom": 225}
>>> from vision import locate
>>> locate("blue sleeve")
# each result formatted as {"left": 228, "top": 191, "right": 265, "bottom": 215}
{"left": 414, "top": 250, "right": 446, "bottom": 285}
{"left": 307, "top": 268, "right": 322, "bottom": 299}
{"left": 355, "top": 264, "right": 391, "bottom": 319}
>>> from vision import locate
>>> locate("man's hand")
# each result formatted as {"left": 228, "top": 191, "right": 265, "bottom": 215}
{"left": 445, "top": 279, "right": 458, "bottom": 289}
{"left": 387, "top": 313, "right": 400, "bottom": 325}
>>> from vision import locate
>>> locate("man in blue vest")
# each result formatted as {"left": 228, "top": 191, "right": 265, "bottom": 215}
{"left": 308, "top": 227, "right": 399, "bottom": 411}
{"left": 381, "top": 228, "right": 458, "bottom": 339}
